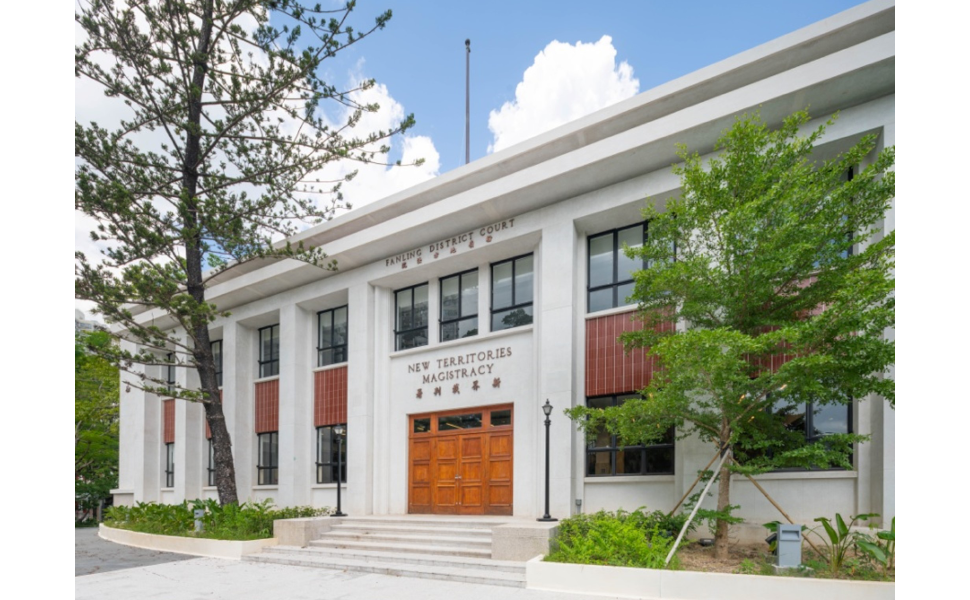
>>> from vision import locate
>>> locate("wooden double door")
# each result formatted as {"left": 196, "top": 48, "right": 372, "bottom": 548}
{"left": 408, "top": 404, "right": 513, "bottom": 515}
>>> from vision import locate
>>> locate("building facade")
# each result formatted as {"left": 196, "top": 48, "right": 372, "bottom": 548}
{"left": 112, "top": 0, "right": 895, "bottom": 533}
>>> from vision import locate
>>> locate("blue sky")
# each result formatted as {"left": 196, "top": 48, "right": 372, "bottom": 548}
{"left": 319, "top": 0, "right": 868, "bottom": 173}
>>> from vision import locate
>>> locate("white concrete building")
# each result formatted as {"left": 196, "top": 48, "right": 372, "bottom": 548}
{"left": 112, "top": 0, "right": 894, "bottom": 535}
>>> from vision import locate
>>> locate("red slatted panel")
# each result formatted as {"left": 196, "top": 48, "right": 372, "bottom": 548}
{"left": 585, "top": 312, "right": 673, "bottom": 397}
{"left": 163, "top": 399, "right": 176, "bottom": 443}
{"left": 315, "top": 366, "right": 348, "bottom": 427}
{"left": 254, "top": 379, "right": 279, "bottom": 433}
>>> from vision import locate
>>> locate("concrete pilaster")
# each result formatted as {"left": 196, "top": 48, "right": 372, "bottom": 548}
{"left": 537, "top": 217, "right": 577, "bottom": 519}
{"left": 347, "top": 282, "right": 376, "bottom": 514}
{"left": 225, "top": 322, "right": 255, "bottom": 497}
{"left": 278, "top": 303, "right": 314, "bottom": 506}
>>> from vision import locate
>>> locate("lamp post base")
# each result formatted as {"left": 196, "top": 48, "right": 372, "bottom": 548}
{"left": 536, "top": 516, "right": 558, "bottom": 522}
{"left": 331, "top": 511, "right": 347, "bottom": 517}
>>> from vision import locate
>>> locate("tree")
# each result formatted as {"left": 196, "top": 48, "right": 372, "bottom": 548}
{"left": 75, "top": 0, "right": 418, "bottom": 505}
{"left": 566, "top": 111, "right": 894, "bottom": 559}
{"left": 76, "top": 330, "right": 120, "bottom": 518}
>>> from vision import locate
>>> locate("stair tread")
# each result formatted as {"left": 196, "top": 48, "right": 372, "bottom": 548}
{"left": 248, "top": 553, "right": 525, "bottom": 583}
{"left": 265, "top": 545, "right": 525, "bottom": 571}
{"left": 321, "top": 531, "right": 491, "bottom": 544}
{"left": 331, "top": 524, "right": 492, "bottom": 536}
{"left": 309, "top": 539, "right": 491, "bottom": 556}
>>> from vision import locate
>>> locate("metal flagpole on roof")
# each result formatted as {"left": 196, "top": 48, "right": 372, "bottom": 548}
{"left": 465, "top": 39, "right": 471, "bottom": 165}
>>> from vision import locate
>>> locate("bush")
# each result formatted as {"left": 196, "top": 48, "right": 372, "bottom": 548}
{"left": 104, "top": 499, "right": 330, "bottom": 540}
{"left": 545, "top": 508, "right": 689, "bottom": 569}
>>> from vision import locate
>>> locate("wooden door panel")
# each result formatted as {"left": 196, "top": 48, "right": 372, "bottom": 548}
{"left": 408, "top": 438, "right": 433, "bottom": 514}
{"left": 410, "top": 406, "right": 513, "bottom": 516}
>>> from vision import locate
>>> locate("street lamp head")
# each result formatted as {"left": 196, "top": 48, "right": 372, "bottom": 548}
{"left": 542, "top": 399, "right": 553, "bottom": 417}
{"left": 334, "top": 425, "right": 346, "bottom": 437}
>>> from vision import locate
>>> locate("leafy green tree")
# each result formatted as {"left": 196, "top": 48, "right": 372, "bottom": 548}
{"left": 75, "top": 0, "right": 417, "bottom": 505}
{"left": 567, "top": 111, "right": 894, "bottom": 559}
{"left": 76, "top": 330, "right": 120, "bottom": 517}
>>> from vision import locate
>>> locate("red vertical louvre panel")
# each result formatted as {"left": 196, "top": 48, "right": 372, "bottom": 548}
{"left": 315, "top": 366, "right": 348, "bottom": 427}
{"left": 585, "top": 312, "right": 669, "bottom": 397}
{"left": 163, "top": 399, "right": 176, "bottom": 444}
{"left": 254, "top": 380, "right": 279, "bottom": 433}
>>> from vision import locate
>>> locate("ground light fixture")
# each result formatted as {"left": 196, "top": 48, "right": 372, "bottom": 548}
{"left": 537, "top": 399, "right": 557, "bottom": 522}
{"left": 332, "top": 424, "right": 347, "bottom": 517}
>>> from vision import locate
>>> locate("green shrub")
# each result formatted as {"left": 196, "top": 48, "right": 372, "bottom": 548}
{"left": 104, "top": 499, "right": 330, "bottom": 540}
{"left": 545, "top": 508, "right": 687, "bottom": 569}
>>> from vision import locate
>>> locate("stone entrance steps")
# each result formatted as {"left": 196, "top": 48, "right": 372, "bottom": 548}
{"left": 244, "top": 516, "right": 526, "bottom": 587}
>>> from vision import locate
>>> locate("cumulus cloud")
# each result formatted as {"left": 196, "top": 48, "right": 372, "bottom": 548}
{"left": 487, "top": 35, "right": 639, "bottom": 153}
{"left": 307, "top": 78, "right": 440, "bottom": 213}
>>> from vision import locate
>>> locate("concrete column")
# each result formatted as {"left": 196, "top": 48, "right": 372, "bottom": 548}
{"left": 427, "top": 277, "right": 440, "bottom": 345}
{"left": 135, "top": 361, "right": 161, "bottom": 503}
{"left": 371, "top": 286, "right": 394, "bottom": 513}
{"left": 870, "top": 119, "right": 895, "bottom": 526}
{"left": 278, "top": 303, "right": 314, "bottom": 506}
{"left": 225, "top": 321, "right": 255, "bottom": 497}
{"left": 478, "top": 263, "right": 491, "bottom": 334}
{"left": 347, "top": 282, "right": 376, "bottom": 514}
{"left": 536, "top": 217, "right": 578, "bottom": 519}
{"left": 117, "top": 340, "right": 154, "bottom": 502}
{"left": 175, "top": 345, "right": 204, "bottom": 502}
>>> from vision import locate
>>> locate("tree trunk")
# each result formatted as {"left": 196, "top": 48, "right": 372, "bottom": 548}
{"left": 713, "top": 454, "right": 732, "bottom": 559}
{"left": 181, "top": 0, "right": 239, "bottom": 506}
{"left": 202, "top": 391, "right": 238, "bottom": 505}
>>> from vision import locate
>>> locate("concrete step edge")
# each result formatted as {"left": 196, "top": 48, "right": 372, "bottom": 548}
{"left": 264, "top": 545, "right": 525, "bottom": 572}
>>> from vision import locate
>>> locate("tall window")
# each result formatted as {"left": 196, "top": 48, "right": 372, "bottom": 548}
{"left": 211, "top": 340, "right": 223, "bottom": 388}
{"left": 587, "top": 222, "right": 647, "bottom": 313}
{"left": 394, "top": 283, "right": 429, "bottom": 351}
{"left": 165, "top": 352, "right": 176, "bottom": 393}
{"left": 316, "top": 425, "right": 347, "bottom": 484}
{"left": 491, "top": 254, "right": 533, "bottom": 332}
{"left": 585, "top": 394, "right": 674, "bottom": 476}
{"left": 258, "top": 324, "right": 279, "bottom": 378}
{"left": 257, "top": 432, "right": 278, "bottom": 485}
{"left": 317, "top": 306, "right": 348, "bottom": 367}
{"left": 770, "top": 398, "right": 852, "bottom": 467}
{"left": 440, "top": 269, "right": 479, "bottom": 341}
{"left": 207, "top": 439, "right": 216, "bottom": 486}
{"left": 164, "top": 442, "right": 175, "bottom": 487}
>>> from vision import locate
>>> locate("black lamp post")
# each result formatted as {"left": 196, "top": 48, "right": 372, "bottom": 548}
{"left": 537, "top": 399, "right": 557, "bottom": 522}
{"left": 332, "top": 425, "right": 347, "bottom": 517}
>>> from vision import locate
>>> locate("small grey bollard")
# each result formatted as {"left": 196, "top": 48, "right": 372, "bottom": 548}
{"left": 194, "top": 509, "right": 205, "bottom": 533}
{"left": 766, "top": 524, "right": 803, "bottom": 568}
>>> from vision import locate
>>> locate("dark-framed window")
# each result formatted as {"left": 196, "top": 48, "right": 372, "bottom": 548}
{"left": 394, "top": 283, "right": 429, "bottom": 351}
{"left": 165, "top": 352, "right": 176, "bottom": 393}
{"left": 257, "top": 432, "right": 278, "bottom": 485}
{"left": 588, "top": 222, "right": 647, "bottom": 313}
{"left": 210, "top": 340, "right": 223, "bottom": 388}
{"left": 769, "top": 397, "right": 853, "bottom": 468}
{"left": 491, "top": 254, "right": 534, "bottom": 332}
{"left": 164, "top": 442, "right": 175, "bottom": 487}
{"left": 207, "top": 438, "right": 216, "bottom": 486}
{"left": 585, "top": 394, "right": 674, "bottom": 476}
{"left": 317, "top": 306, "right": 349, "bottom": 367}
{"left": 440, "top": 269, "right": 479, "bottom": 341}
{"left": 258, "top": 325, "right": 280, "bottom": 378}
{"left": 316, "top": 425, "right": 347, "bottom": 484}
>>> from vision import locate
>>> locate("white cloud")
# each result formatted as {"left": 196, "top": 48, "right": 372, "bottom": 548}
{"left": 307, "top": 79, "right": 440, "bottom": 213}
{"left": 487, "top": 35, "right": 639, "bottom": 153}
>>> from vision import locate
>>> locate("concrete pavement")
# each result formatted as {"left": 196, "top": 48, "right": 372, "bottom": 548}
{"left": 76, "top": 529, "right": 606, "bottom": 600}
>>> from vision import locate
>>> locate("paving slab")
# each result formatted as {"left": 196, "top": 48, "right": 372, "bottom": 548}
{"left": 75, "top": 554, "right": 609, "bottom": 600}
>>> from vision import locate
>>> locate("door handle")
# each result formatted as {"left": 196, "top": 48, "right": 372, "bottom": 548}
{"left": 454, "top": 475, "right": 462, "bottom": 480}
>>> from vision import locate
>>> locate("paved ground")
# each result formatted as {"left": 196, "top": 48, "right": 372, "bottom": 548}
{"left": 75, "top": 527, "right": 194, "bottom": 577}
{"left": 76, "top": 529, "right": 605, "bottom": 600}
